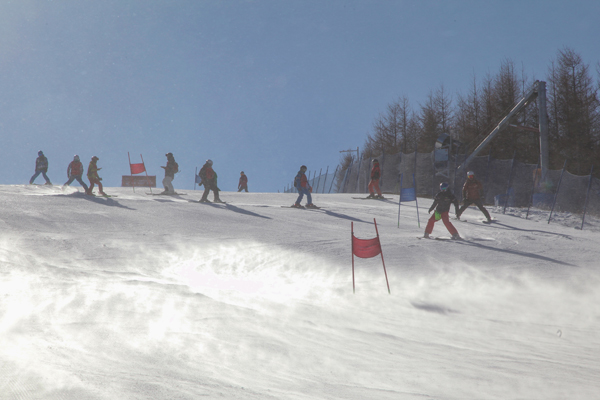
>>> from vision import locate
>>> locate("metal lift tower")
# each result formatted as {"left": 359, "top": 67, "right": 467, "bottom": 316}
{"left": 457, "top": 80, "right": 550, "bottom": 174}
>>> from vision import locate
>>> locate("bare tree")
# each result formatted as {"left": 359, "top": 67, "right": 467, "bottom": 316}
{"left": 454, "top": 72, "right": 482, "bottom": 147}
{"left": 547, "top": 47, "right": 600, "bottom": 173}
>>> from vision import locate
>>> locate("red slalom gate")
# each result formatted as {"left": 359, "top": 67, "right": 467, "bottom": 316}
{"left": 351, "top": 218, "right": 390, "bottom": 294}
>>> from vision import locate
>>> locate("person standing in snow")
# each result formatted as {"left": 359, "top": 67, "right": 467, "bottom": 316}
{"left": 238, "top": 171, "right": 248, "bottom": 192}
{"left": 64, "top": 155, "right": 89, "bottom": 192}
{"left": 423, "top": 182, "right": 460, "bottom": 239}
{"left": 367, "top": 158, "right": 383, "bottom": 199}
{"left": 86, "top": 156, "right": 106, "bottom": 196}
{"left": 456, "top": 171, "right": 492, "bottom": 222}
{"left": 293, "top": 165, "right": 317, "bottom": 208}
{"left": 198, "top": 159, "right": 222, "bottom": 203}
{"left": 29, "top": 150, "right": 52, "bottom": 185}
{"left": 160, "top": 152, "right": 178, "bottom": 195}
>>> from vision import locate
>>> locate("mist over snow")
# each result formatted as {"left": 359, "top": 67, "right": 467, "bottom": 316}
{"left": 1, "top": 185, "right": 599, "bottom": 399}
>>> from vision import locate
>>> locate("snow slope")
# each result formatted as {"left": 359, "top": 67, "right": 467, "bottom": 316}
{"left": 1, "top": 185, "right": 599, "bottom": 399}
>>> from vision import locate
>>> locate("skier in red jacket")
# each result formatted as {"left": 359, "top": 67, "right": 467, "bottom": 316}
{"left": 293, "top": 165, "right": 317, "bottom": 208}
{"left": 64, "top": 155, "right": 89, "bottom": 192}
{"left": 367, "top": 159, "right": 383, "bottom": 199}
{"left": 198, "top": 159, "right": 222, "bottom": 203}
{"left": 456, "top": 171, "right": 491, "bottom": 222}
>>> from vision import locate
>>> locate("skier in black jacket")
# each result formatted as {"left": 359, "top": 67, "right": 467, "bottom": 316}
{"left": 423, "top": 182, "right": 460, "bottom": 239}
{"left": 29, "top": 151, "right": 52, "bottom": 185}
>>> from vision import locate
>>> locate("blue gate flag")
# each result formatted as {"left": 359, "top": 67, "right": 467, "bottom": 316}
{"left": 400, "top": 187, "right": 416, "bottom": 202}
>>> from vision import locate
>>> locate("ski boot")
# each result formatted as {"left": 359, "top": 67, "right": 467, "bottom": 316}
{"left": 451, "top": 233, "right": 461, "bottom": 240}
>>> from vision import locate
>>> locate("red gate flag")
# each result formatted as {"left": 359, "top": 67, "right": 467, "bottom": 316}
{"left": 130, "top": 163, "right": 146, "bottom": 175}
{"left": 351, "top": 218, "right": 391, "bottom": 294}
{"left": 352, "top": 236, "right": 381, "bottom": 258}
{"left": 126, "top": 152, "right": 154, "bottom": 193}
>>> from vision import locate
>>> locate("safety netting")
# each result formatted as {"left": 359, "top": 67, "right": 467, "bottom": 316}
{"left": 333, "top": 150, "right": 600, "bottom": 223}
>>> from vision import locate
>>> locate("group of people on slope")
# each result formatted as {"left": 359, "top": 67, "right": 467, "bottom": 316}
{"left": 292, "top": 158, "right": 385, "bottom": 208}
{"left": 29, "top": 151, "right": 250, "bottom": 198}
{"left": 194, "top": 159, "right": 249, "bottom": 203}
{"left": 30, "top": 151, "right": 106, "bottom": 196}
{"left": 424, "top": 170, "right": 491, "bottom": 240}
{"left": 292, "top": 158, "right": 491, "bottom": 240}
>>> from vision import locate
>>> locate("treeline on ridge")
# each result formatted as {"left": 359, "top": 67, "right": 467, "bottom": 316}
{"left": 342, "top": 47, "right": 600, "bottom": 178}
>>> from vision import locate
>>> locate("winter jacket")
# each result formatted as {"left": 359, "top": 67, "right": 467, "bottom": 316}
{"left": 462, "top": 178, "right": 484, "bottom": 201}
{"left": 199, "top": 164, "right": 215, "bottom": 182}
{"left": 164, "top": 159, "right": 178, "bottom": 178}
{"left": 238, "top": 174, "right": 248, "bottom": 188}
{"left": 87, "top": 161, "right": 100, "bottom": 180}
{"left": 370, "top": 163, "right": 381, "bottom": 180}
{"left": 294, "top": 171, "right": 309, "bottom": 189}
{"left": 35, "top": 156, "right": 49, "bottom": 172}
{"left": 429, "top": 190, "right": 459, "bottom": 214}
{"left": 67, "top": 161, "right": 84, "bottom": 177}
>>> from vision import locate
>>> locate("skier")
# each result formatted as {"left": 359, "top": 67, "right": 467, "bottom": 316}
{"left": 423, "top": 182, "right": 461, "bottom": 239}
{"left": 86, "top": 156, "right": 106, "bottom": 196}
{"left": 367, "top": 158, "right": 383, "bottom": 199}
{"left": 456, "top": 171, "right": 492, "bottom": 222}
{"left": 160, "top": 152, "right": 178, "bottom": 194}
{"left": 238, "top": 171, "right": 249, "bottom": 192}
{"left": 198, "top": 159, "right": 222, "bottom": 203}
{"left": 64, "top": 155, "right": 89, "bottom": 192}
{"left": 29, "top": 151, "right": 52, "bottom": 185}
{"left": 293, "top": 165, "right": 317, "bottom": 208}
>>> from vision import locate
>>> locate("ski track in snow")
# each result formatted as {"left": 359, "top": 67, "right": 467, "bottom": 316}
{"left": 1, "top": 185, "right": 599, "bottom": 399}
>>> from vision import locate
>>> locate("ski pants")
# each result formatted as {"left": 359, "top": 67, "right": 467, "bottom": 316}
{"left": 162, "top": 176, "right": 175, "bottom": 194}
{"left": 368, "top": 179, "right": 382, "bottom": 196}
{"left": 88, "top": 177, "right": 104, "bottom": 194}
{"left": 238, "top": 184, "right": 248, "bottom": 192}
{"left": 295, "top": 187, "right": 312, "bottom": 205}
{"left": 425, "top": 211, "right": 458, "bottom": 236}
{"left": 64, "top": 175, "right": 89, "bottom": 191}
{"left": 201, "top": 182, "right": 220, "bottom": 201}
{"left": 30, "top": 170, "right": 51, "bottom": 184}
{"left": 457, "top": 199, "right": 491, "bottom": 220}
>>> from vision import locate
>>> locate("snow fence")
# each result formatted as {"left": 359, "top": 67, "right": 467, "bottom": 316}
{"left": 333, "top": 150, "right": 600, "bottom": 222}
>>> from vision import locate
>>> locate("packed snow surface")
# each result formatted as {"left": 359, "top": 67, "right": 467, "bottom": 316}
{"left": 1, "top": 185, "right": 599, "bottom": 399}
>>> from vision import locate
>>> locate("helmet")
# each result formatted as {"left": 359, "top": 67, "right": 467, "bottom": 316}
{"left": 300, "top": 165, "right": 307, "bottom": 171}
{"left": 440, "top": 182, "right": 449, "bottom": 191}
{"left": 467, "top": 171, "right": 475, "bottom": 177}
{"left": 38, "top": 151, "right": 44, "bottom": 156}
{"left": 206, "top": 159, "right": 213, "bottom": 166}
{"left": 92, "top": 156, "right": 99, "bottom": 161}
{"left": 166, "top": 152, "right": 173, "bottom": 158}
{"left": 373, "top": 159, "right": 379, "bottom": 163}
{"left": 73, "top": 155, "right": 80, "bottom": 161}
{"left": 240, "top": 171, "right": 245, "bottom": 174}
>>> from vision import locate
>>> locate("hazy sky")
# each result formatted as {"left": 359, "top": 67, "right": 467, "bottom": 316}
{"left": 1, "top": 0, "right": 599, "bottom": 192}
